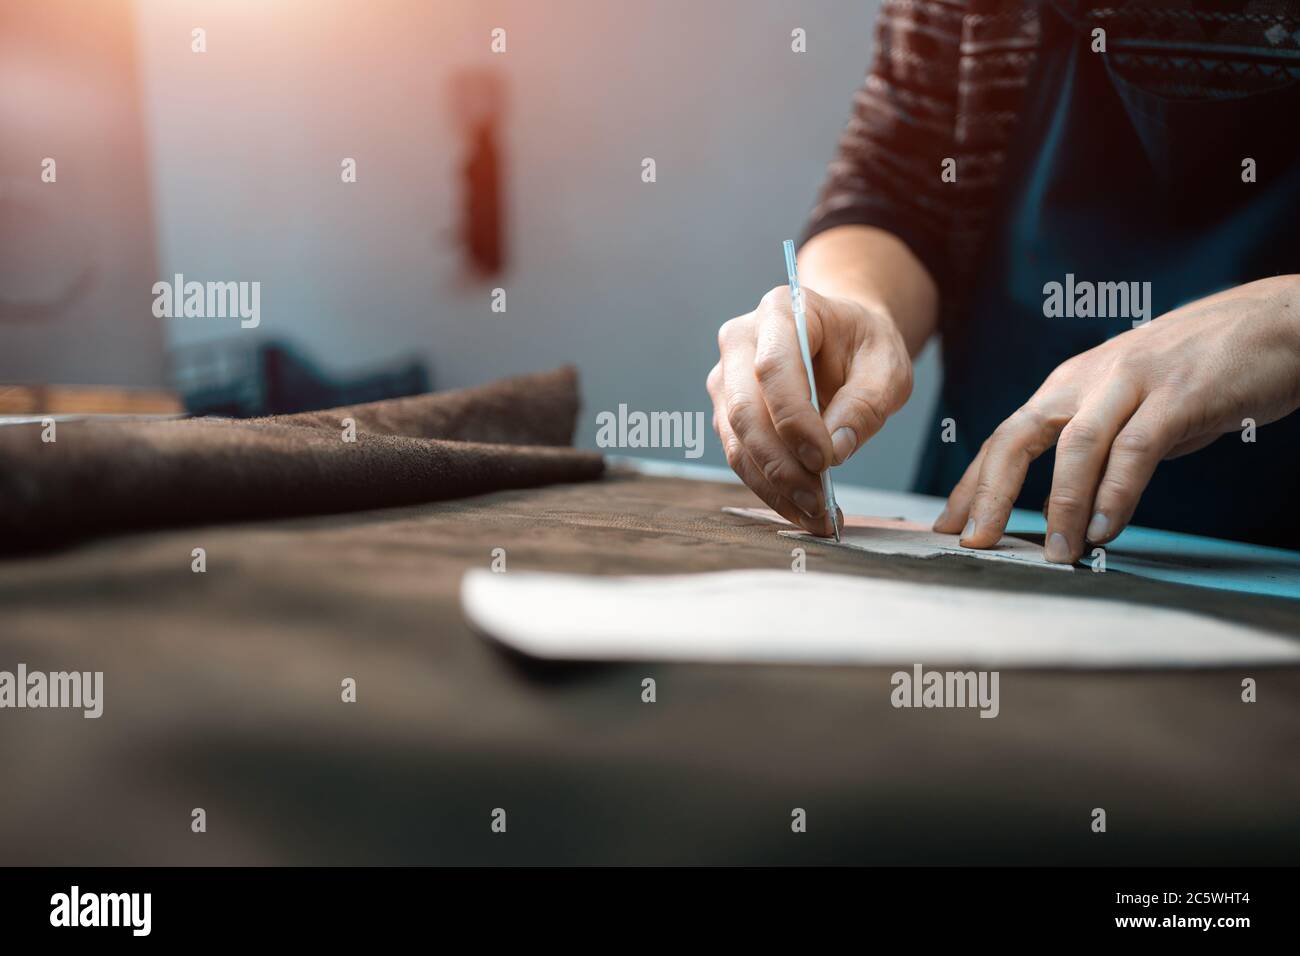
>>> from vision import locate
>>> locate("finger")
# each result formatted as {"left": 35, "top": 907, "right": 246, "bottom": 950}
{"left": 819, "top": 325, "right": 912, "bottom": 466}
{"left": 1043, "top": 378, "right": 1142, "bottom": 563}
{"left": 753, "top": 287, "right": 835, "bottom": 473}
{"left": 720, "top": 320, "right": 827, "bottom": 515}
{"left": 1087, "top": 397, "right": 1182, "bottom": 545}
{"left": 706, "top": 362, "right": 725, "bottom": 438}
{"left": 961, "top": 405, "right": 1067, "bottom": 549}
{"left": 717, "top": 410, "right": 834, "bottom": 536}
{"left": 933, "top": 444, "right": 987, "bottom": 533}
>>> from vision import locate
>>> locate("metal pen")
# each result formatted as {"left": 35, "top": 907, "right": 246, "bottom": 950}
{"left": 782, "top": 239, "right": 841, "bottom": 541}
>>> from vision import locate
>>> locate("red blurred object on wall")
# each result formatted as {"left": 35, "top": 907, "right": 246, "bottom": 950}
{"left": 449, "top": 68, "right": 506, "bottom": 277}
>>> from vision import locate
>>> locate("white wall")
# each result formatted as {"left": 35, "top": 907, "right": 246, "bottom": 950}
{"left": 134, "top": 0, "right": 939, "bottom": 490}
{"left": 1, "top": 0, "right": 163, "bottom": 387}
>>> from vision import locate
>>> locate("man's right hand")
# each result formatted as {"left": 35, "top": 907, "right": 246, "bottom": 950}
{"left": 706, "top": 284, "right": 914, "bottom": 535}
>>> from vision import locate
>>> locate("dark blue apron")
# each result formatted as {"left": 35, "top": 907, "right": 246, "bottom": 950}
{"left": 915, "top": 0, "right": 1300, "bottom": 547}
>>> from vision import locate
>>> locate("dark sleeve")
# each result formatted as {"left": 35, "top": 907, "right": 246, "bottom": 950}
{"left": 800, "top": 0, "right": 965, "bottom": 299}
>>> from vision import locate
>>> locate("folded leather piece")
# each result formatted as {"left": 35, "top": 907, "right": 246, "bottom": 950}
{"left": 270, "top": 365, "right": 584, "bottom": 445}
{"left": 0, "top": 366, "right": 603, "bottom": 550}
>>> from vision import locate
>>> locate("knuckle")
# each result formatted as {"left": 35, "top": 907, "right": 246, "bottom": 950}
{"left": 759, "top": 285, "right": 791, "bottom": 311}
{"left": 1058, "top": 418, "right": 1104, "bottom": 451}
{"left": 971, "top": 475, "right": 997, "bottom": 500}
{"left": 1013, "top": 402, "right": 1049, "bottom": 430}
{"left": 722, "top": 435, "right": 746, "bottom": 470}
{"left": 752, "top": 349, "right": 788, "bottom": 388}
{"left": 1095, "top": 473, "right": 1135, "bottom": 503}
{"left": 991, "top": 404, "right": 1055, "bottom": 459}
{"left": 840, "top": 392, "right": 886, "bottom": 434}
{"left": 1109, "top": 351, "right": 1147, "bottom": 380}
{"left": 768, "top": 402, "right": 809, "bottom": 437}
{"left": 716, "top": 321, "right": 732, "bottom": 351}
{"left": 1047, "top": 491, "right": 1087, "bottom": 513}
{"left": 987, "top": 419, "right": 1019, "bottom": 450}
{"left": 724, "top": 396, "right": 758, "bottom": 438}
{"left": 1113, "top": 427, "right": 1157, "bottom": 458}
{"left": 717, "top": 316, "right": 749, "bottom": 350}
{"left": 1160, "top": 368, "right": 1194, "bottom": 397}
{"left": 1040, "top": 367, "right": 1067, "bottom": 391}
{"left": 892, "top": 357, "right": 914, "bottom": 406}
{"left": 971, "top": 477, "right": 1012, "bottom": 511}
{"left": 1042, "top": 357, "right": 1083, "bottom": 389}
{"left": 760, "top": 455, "right": 785, "bottom": 486}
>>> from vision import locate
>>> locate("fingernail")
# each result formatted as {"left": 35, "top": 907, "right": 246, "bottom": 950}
{"left": 961, "top": 518, "right": 976, "bottom": 542}
{"left": 1045, "top": 531, "right": 1072, "bottom": 563}
{"left": 797, "top": 443, "right": 824, "bottom": 473}
{"left": 1086, "top": 511, "right": 1110, "bottom": 542}
{"left": 793, "top": 489, "right": 823, "bottom": 517}
{"left": 831, "top": 427, "right": 857, "bottom": 465}
{"left": 934, "top": 505, "right": 951, "bottom": 529}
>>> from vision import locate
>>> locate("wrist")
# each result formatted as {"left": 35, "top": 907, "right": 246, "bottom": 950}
{"left": 798, "top": 226, "right": 937, "bottom": 357}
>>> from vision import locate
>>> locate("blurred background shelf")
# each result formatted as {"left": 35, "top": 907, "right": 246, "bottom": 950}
{"left": 0, "top": 384, "right": 182, "bottom": 416}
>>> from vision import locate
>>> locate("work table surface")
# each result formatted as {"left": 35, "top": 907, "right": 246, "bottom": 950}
{"left": 2, "top": 471, "right": 1297, "bottom": 864}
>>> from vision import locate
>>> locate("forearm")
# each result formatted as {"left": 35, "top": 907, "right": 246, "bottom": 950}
{"left": 798, "top": 225, "right": 939, "bottom": 358}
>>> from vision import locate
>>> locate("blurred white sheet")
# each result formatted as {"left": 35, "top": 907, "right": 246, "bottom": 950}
{"left": 462, "top": 568, "right": 1300, "bottom": 668}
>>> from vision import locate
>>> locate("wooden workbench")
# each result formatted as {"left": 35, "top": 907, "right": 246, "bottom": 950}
{"left": 1, "top": 471, "right": 1297, "bottom": 864}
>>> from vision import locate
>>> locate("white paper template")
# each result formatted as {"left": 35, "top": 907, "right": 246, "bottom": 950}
{"left": 723, "top": 506, "right": 1074, "bottom": 571}
{"left": 462, "top": 568, "right": 1300, "bottom": 668}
